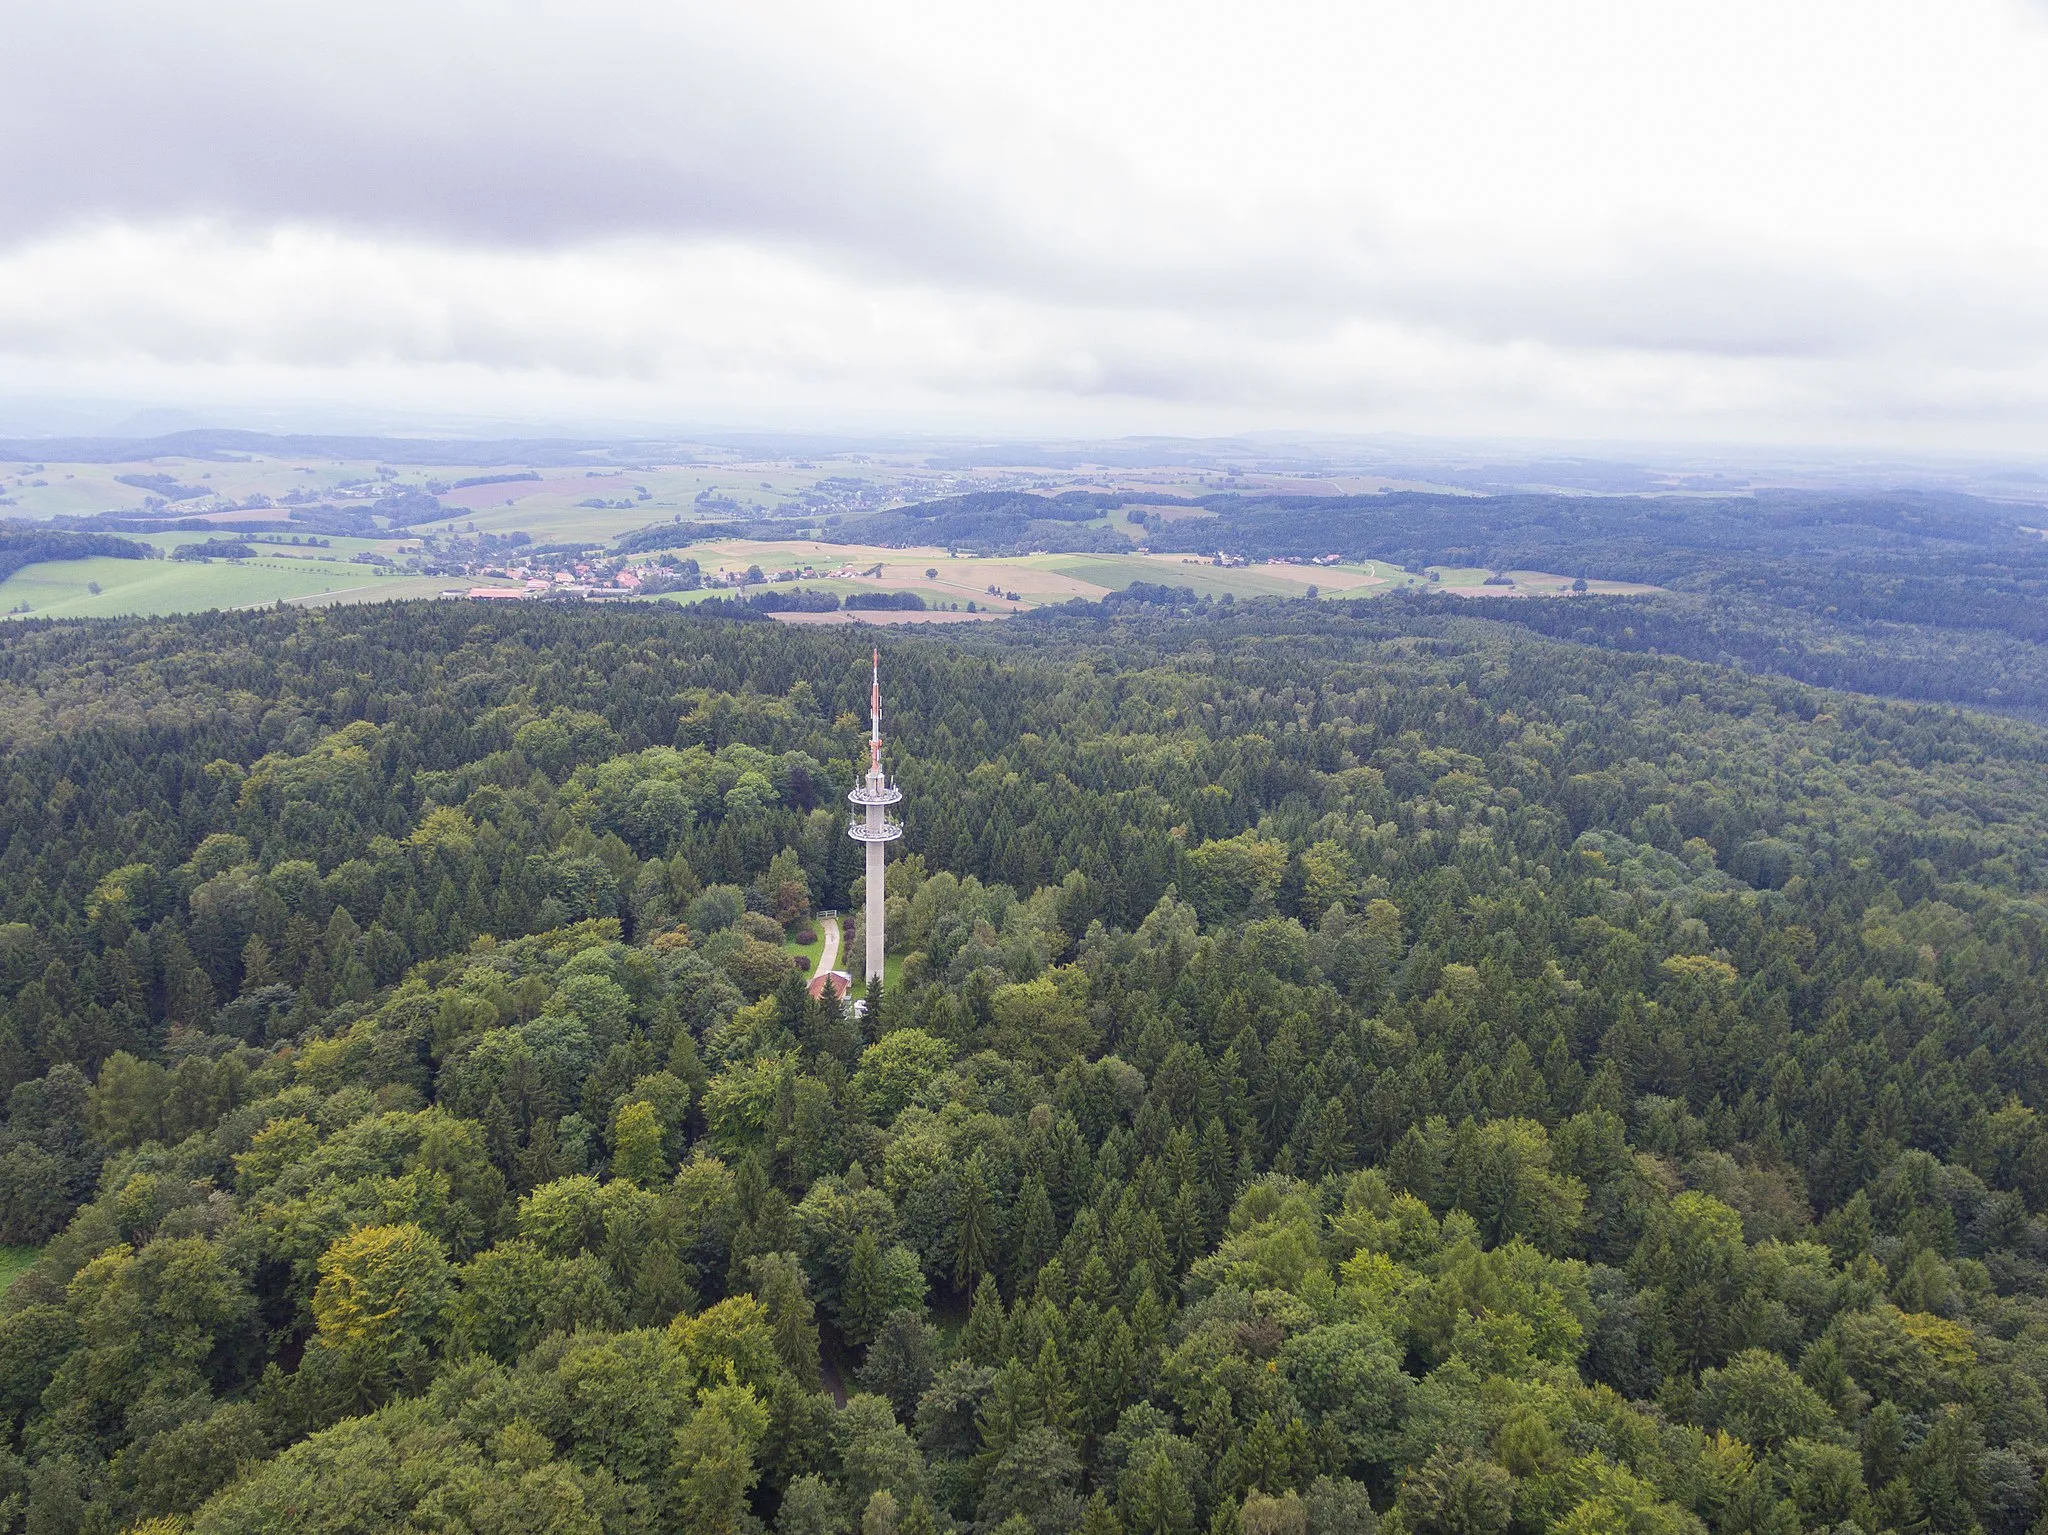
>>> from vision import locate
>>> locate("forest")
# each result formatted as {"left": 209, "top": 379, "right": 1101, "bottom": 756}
{"left": 826, "top": 493, "right": 1130, "bottom": 555}
{"left": 615, "top": 493, "right": 1131, "bottom": 559}
{"left": 1144, "top": 491, "right": 2048, "bottom": 719}
{"left": 4, "top": 595, "right": 2048, "bottom": 1535}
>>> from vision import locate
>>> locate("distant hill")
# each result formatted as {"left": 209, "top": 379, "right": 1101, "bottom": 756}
{"left": 1141, "top": 487, "right": 2048, "bottom": 719}
{"left": 827, "top": 490, "right": 1130, "bottom": 553}
{"left": 1145, "top": 487, "right": 2029, "bottom": 574}
{"left": 0, "top": 430, "right": 641, "bottom": 467}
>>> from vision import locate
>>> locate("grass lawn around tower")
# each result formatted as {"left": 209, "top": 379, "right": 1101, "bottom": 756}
{"left": 0, "top": 1247, "right": 40, "bottom": 1293}
{"left": 785, "top": 921, "right": 830, "bottom": 978}
{"left": 860, "top": 950, "right": 905, "bottom": 999}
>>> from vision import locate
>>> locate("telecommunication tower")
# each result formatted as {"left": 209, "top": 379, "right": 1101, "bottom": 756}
{"left": 847, "top": 648, "right": 902, "bottom": 987}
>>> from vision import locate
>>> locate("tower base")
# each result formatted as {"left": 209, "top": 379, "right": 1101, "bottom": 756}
{"left": 864, "top": 840, "right": 885, "bottom": 986}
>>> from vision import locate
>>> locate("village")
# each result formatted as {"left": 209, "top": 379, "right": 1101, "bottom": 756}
{"left": 450, "top": 553, "right": 890, "bottom": 603}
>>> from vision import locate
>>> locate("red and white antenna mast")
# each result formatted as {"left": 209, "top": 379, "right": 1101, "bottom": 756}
{"left": 870, "top": 646, "right": 883, "bottom": 774}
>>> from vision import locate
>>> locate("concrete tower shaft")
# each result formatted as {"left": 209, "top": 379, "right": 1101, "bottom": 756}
{"left": 846, "top": 647, "right": 901, "bottom": 988}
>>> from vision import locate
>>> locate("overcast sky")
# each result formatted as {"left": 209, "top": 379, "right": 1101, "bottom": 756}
{"left": 4, "top": 0, "right": 2048, "bottom": 447}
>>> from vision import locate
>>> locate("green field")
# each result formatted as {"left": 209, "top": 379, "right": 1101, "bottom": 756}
{"left": 0, "top": 554, "right": 453, "bottom": 620}
{"left": 1037, "top": 552, "right": 1405, "bottom": 600}
{"left": 124, "top": 531, "right": 402, "bottom": 560}
{"left": 637, "top": 542, "right": 1661, "bottom": 623}
{"left": 785, "top": 923, "right": 829, "bottom": 976}
{"left": 0, "top": 1247, "right": 38, "bottom": 1294}
{"left": 867, "top": 949, "right": 904, "bottom": 998}
{"left": 662, "top": 540, "right": 1424, "bottom": 613}
{"left": 402, "top": 466, "right": 863, "bottom": 543}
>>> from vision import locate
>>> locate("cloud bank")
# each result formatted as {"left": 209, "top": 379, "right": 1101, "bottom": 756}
{"left": 4, "top": 0, "right": 2048, "bottom": 443}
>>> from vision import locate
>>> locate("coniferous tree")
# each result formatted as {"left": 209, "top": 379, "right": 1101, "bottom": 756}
{"left": 843, "top": 1228, "right": 890, "bottom": 1347}
{"left": 954, "top": 1157, "right": 998, "bottom": 1291}
{"left": 1010, "top": 1175, "right": 1057, "bottom": 1293}
{"left": 963, "top": 1274, "right": 1008, "bottom": 1366}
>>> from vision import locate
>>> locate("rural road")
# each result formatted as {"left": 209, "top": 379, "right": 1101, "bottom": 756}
{"left": 813, "top": 914, "right": 841, "bottom": 982}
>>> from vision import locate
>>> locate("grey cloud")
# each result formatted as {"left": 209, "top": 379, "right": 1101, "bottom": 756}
{"left": 1, "top": 0, "right": 2018, "bottom": 378}
{"left": 0, "top": 6, "right": 1003, "bottom": 258}
{"left": 1345, "top": 235, "right": 2048, "bottom": 364}
{"left": 3, "top": 0, "right": 2047, "bottom": 442}
{"left": 0, "top": 0, "right": 1206, "bottom": 304}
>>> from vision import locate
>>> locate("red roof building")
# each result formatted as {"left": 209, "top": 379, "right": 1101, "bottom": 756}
{"left": 807, "top": 970, "right": 852, "bottom": 1001}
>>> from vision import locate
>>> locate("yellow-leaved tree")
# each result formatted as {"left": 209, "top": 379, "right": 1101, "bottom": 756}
{"left": 309, "top": 1222, "right": 452, "bottom": 1409}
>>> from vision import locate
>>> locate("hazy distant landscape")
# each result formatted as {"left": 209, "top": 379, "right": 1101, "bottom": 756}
{"left": 9, "top": 429, "right": 2048, "bottom": 718}
{"left": 0, "top": 431, "right": 1686, "bottom": 621}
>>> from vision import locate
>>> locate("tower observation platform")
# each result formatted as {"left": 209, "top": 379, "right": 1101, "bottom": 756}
{"left": 848, "top": 649, "right": 902, "bottom": 985}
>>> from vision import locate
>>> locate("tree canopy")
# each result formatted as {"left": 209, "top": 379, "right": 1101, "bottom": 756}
{"left": 1, "top": 597, "right": 2047, "bottom": 1534}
